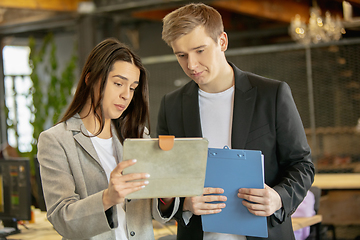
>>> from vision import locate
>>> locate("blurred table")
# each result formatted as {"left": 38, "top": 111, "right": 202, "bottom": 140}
{"left": 6, "top": 209, "right": 61, "bottom": 240}
{"left": 153, "top": 216, "right": 323, "bottom": 239}
{"left": 292, "top": 215, "right": 322, "bottom": 231}
{"left": 3, "top": 209, "right": 325, "bottom": 239}
{"left": 313, "top": 173, "right": 360, "bottom": 225}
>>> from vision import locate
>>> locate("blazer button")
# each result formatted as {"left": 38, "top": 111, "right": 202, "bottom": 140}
{"left": 130, "top": 231, "right": 135, "bottom": 236}
{"left": 127, "top": 199, "right": 131, "bottom": 202}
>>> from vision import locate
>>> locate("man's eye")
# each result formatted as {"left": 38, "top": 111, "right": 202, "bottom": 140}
{"left": 197, "top": 49, "right": 204, "bottom": 53}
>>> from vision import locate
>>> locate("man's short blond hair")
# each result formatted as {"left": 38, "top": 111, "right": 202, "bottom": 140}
{"left": 162, "top": 3, "right": 224, "bottom": 46}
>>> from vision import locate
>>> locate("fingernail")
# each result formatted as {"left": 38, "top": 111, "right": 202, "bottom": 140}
{"left": 144, "top": 181, "right": 149, "bottom": 185}
{"left": 141, "top": 185, "right": 146, "bottom": 188}
{"left": 132, "top": 159, "right": 137, "bottom": 162}
{"left": 145, "top": 174, "right": 150, "bottom": 178}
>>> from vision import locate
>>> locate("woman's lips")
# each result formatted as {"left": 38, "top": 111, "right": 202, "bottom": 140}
{"left": 115, "top": 104, "right": 126, "bottom": 111}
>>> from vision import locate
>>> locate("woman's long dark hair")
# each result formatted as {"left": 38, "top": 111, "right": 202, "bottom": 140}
{"left": 60, "top": 38, "right": 150, "bottom": 143}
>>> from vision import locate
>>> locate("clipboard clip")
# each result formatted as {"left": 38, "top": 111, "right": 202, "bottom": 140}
{"left": 158, "top": 135, "right": 175, "bottom": 151}
{"left": 208, "top": 146, "right": 247, "bottom": 160}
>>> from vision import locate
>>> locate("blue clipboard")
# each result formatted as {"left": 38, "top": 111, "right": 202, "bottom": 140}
{"left": 201, "top": 146, "right": 268, "bottom": 238}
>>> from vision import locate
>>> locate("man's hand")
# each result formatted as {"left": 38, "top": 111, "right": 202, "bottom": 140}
{"left": 238, "top": 184, "right": 282, "bottom": 216}
{"left": 183, "top": 187, "right": 227, "bottom": 215}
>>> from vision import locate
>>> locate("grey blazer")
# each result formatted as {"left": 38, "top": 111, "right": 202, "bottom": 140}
{"left": 38, "top": 114, "right": 175, "bottom": 240}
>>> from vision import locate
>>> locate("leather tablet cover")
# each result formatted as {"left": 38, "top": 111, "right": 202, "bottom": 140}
{"left": 122, "top": 137, "right": 209, "bottom": 199}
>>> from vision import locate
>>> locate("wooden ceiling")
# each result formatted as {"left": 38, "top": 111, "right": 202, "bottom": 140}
{"left": 0, "top": 0, "right": 88, "bottom": 12}
{"left": 0, "top": 0, "right": 359, "bottom": 32}
{"left": 131, "top": 0, "right": 360, "bottom": 31}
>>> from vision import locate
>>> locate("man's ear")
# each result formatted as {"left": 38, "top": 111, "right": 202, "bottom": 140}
{"left": 219, "top": 32, "right": 228, "bottom": 52}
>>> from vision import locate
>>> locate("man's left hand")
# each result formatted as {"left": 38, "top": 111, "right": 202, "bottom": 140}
{"left": 238, "top": 184, "right": 282, "bottom": 217}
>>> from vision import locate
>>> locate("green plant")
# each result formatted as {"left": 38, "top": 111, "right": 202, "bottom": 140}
{"left": 28, "top": 32, "right": 77, "bottom": 158}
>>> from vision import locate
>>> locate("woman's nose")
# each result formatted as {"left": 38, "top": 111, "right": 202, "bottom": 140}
{"left": 121, "top": 87, "right": 131, "bottom": 99}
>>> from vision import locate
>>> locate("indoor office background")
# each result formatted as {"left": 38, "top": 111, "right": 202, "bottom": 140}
{"left": 0, "top": 0, "right": 360, "bottom": 240}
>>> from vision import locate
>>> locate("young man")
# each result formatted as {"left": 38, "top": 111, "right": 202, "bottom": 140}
{"left": 157, "top": 3, "right": 315, "bottom": 240}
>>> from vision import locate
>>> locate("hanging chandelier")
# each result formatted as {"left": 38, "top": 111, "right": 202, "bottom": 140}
{"left": 289, "top": 5, "right": 346, "bottom": 45}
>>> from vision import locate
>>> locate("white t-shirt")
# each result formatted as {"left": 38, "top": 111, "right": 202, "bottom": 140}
{"left": 90, "top": 135, "right": 128, "bottom": 240}
{"left": 183, "top": 86, "right": 246, "bottom": 240}
{"left": 198, "top": 87, "right": 234, "bottom": 149}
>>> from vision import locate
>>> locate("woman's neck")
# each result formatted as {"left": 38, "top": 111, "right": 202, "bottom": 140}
{"left": 79, "top": 107, "right": 112, "bottom": 139}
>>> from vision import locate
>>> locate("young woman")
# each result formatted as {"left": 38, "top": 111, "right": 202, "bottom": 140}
{"left": 37, "top": 38, "right": 178, "bottom": 240}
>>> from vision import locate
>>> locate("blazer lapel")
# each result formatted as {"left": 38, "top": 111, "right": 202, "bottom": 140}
{"left": 182, "top": 81, "right": 202, "bottom": 137}
{"left": 230, "top": 63, "right": 257, "bottom": 149}
{"left": 67, "top": 115, "right": 102, "bottom": 166}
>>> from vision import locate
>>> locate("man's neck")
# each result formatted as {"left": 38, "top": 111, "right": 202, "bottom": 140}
{"left": 199, "top": 62, "right": 234, "bottom": 93}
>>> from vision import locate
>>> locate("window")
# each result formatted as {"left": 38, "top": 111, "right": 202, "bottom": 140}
{"left": 3, "top": 46, "right": 33, "bottom": 153}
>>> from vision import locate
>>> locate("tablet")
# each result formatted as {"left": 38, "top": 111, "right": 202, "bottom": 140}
{"left": 122, "top": 136, "right": 208, "bottom": 199}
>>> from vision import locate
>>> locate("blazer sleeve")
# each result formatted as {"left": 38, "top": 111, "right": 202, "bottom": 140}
{"left": 37, "top": 129, "right": 117, "bottom": 239}
{"left": 157, "top": 95, "right": 170, "bottom": 136}
{"left": 271, "top": 82, "right": 315, "bottom": 225}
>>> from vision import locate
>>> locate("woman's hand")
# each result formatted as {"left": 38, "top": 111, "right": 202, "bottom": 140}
{"left": 102, "top": 159, "right": 149, "bottom": 210}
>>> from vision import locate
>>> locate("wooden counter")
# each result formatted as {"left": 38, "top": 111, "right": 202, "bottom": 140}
{"left": 313, "top": 173, "right": 360, "bottom": 189}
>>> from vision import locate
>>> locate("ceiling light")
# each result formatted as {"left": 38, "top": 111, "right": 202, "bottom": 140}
{"left": 289, "top": 5, "right": 346, "bottom": 45}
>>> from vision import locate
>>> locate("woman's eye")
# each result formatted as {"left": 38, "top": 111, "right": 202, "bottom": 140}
{"left": 115, "top": 82, "right": 122, "bottom": 86}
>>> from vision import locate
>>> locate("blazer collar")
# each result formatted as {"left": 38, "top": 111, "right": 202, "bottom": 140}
{"left": 66, "top": 113, "right": 123, "bottom": 165}
{"left": 180, "top": 62, "right": 257, "bottom": 149}
{"left": 229, "top": 62, "right": 257, "bottom": 149}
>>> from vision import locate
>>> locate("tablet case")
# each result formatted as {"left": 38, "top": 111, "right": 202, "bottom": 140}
{"left": 122, "top": 136, "right": 209, "bottom": 199}
{"left": 201, "top": 146, "right": 268, "bottom": 238}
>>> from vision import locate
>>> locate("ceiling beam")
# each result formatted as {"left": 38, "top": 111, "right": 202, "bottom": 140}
{"left": 0, "top": 0, "right": 89, "bottom": 12}
{"left": 132, "top": 8, "right": 173, "bottom": 21}
{"left": 211, "top": 0, "right": 310, "bottom": 23}
{"left": 132, "top": 0, "right": 311, "bottom": 23}
{"left": 346, "top": 0, "right": 360, "bottom": 4}
{"left": 132, "top": 0, "right": 347, "bottom": 26}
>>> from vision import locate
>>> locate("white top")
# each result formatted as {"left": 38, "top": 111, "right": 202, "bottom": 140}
{"left": 182, "top": 86, "right": 246, "bottom": 240}
{"left": 90, "top": 135, "right": 128, "bottom": 240}
{"left": 198, "top": 87, "right": 234, "bottom": 149}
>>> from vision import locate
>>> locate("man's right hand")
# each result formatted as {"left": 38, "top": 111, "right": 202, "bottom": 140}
{"left": 183, "top": 187, "right": 227, "bottom": 215}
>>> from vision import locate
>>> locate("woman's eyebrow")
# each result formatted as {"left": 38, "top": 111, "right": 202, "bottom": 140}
{"left": 112, "top": 74, "right": 128, "bottom": 80}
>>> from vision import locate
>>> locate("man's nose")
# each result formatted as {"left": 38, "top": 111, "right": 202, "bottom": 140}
{"left": 187, "top": 55, "right": 198, "bottom": 70}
